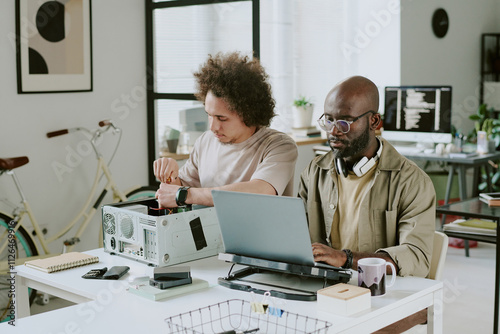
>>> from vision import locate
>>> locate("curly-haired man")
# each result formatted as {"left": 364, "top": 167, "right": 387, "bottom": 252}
{"left": 154, "top": 52, "right": 298, "bottom": 207}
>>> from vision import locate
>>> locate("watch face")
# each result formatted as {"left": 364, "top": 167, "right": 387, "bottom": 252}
{"left": 432, "top": 8, "right": 449, "bottom": 38}
{"left": 179, "top": 188, "right": 188, "bottom": 202}
{"left": 176, "top": 187, "right": 189, "bottom": 206}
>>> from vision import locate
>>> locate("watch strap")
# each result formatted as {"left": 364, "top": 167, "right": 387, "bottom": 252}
{"left": 175, "top": 186, "right": 191, "bottom": 206}
{"left": 341, "top": 249, "right": 353, "bottom": 269}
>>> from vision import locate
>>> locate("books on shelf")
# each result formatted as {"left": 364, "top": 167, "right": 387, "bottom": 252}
{"left": 24, "top": 252, "right": 99, "bottom": 273}
{"left": 291, "top": 126, "right": 321, "bottom": 137}
{"left": 313, "top": 145, "right": 330, "bottom": 156}
{"left": 479, "top": 192, "right": 500, "bottom": 206}
{"left": 443, "top": 218, "right": 497, "bottom": 236}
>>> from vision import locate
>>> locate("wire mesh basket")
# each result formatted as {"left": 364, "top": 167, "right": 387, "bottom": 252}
{"left": 164, "top": 299, "right": 331, "bottom": 334}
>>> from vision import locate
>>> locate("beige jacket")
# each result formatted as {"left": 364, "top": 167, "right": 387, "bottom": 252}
{"left": 298, "top": 137, "right": 435, "bottom": 277}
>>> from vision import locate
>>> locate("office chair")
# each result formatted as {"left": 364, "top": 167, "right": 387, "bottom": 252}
{"left": 375, "top": 231, "right": 449, "bottom": 334}
{"left": 427, "top": 231, "right": 449, "bottom": 281}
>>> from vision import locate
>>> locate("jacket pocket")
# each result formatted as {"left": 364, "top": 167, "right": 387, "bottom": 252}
{"left": 373, "top": 209, "right": 397, "bottom": 248}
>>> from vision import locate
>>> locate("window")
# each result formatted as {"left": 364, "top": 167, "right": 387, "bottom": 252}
{"left": 146, "top": 0, "right": 400, "bottom": 185}
{"left": 146, "top": 0, "right": 259, "bottom": 184}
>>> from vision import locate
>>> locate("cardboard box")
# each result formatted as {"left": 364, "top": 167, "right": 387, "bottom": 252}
{"left": 317, "top": 283, "right": 371, "bottom": 316}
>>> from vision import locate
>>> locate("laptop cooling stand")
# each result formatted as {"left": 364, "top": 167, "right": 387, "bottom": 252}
{"left": 217, "top": 253, "right": 352, "bottom": 301}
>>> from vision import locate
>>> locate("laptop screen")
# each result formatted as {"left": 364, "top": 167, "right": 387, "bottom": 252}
{"left": 212, "top": 190, "right": 317, "bottom": 266}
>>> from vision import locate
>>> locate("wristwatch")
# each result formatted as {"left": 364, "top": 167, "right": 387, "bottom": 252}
{"left": 175, "top": 186, "right": 191, "bottom": 206}
{"left": 341, "top": 249, "right": 353, "bottom": 269}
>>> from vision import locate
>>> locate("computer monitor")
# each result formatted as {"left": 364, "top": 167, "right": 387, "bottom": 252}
{"left": 381, "top": 86, "right": 453, "bottom": 144}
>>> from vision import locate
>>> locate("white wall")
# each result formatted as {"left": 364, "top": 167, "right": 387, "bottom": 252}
{"left": 3, "top": 0, "right": 500, "bottom": 254}
{"left": 0, "top": 1, "right": 148, "bottom": 253}
{"left": 401, "top": 0, "right": 500, "bottom": 135}
{"left": 345, "top": 0, "right": 401, "bottom": 108}
{"left": 262, "top": 0, "right": 401, "bottom": 129}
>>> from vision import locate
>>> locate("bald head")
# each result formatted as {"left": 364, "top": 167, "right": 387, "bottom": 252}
{"left": 325, "top": 76, "right": 379, "bottom": 114}
{"left": 323, "top": 76, "right": 381, "bottom": 162}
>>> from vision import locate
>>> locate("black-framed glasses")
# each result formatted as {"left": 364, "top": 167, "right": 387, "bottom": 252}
{"left": 317, "top": 110, "right": 375, "bottom": 133}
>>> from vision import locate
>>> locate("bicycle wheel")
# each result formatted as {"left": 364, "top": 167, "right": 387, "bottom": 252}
{"left": 0, "top": 213, "right": 38, "bottom": 323}
{"left": 125, "top": 185, "right": 157, "bottom": 201}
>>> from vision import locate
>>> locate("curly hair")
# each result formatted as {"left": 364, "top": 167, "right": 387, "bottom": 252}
{"left": 193, "top": 51, "right": 276, "bottom": 127}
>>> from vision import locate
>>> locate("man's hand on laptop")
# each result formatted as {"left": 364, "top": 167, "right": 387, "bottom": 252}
{"left": 312, "top": 243, "right": 346, "bottom": 268}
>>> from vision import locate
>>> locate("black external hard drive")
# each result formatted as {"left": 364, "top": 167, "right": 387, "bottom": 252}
{"left": 153, "top": 266, "right": 191, "bottom": 280}
{"left": 149, "top": 275, "right": 192, "bottom": 289}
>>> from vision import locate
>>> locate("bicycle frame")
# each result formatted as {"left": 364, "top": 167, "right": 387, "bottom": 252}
{"left": 0, "top": 123, "right": 131, "bottom": 256}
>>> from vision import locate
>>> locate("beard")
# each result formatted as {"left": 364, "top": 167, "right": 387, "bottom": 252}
{"left": 213, "top": 132, "right": 232, "bottom": 145}
{"left": 329, "top": 122, "right": 370, "bottom": 159}
{"left": 218, "top": 137, "right": 234, "bottom": 145}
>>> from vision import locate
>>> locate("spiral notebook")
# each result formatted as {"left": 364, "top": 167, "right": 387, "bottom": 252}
{"left": 24, "top": 252, "right": 99, "bottom": 273}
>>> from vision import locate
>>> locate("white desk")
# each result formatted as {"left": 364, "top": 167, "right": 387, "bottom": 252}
{"left": 6, "top": 249, "right": 443, "bottom": 333}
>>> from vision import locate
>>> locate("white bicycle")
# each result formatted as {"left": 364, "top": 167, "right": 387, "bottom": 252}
{"left": 0, "top": 120, "right": 156, "bottom": 322}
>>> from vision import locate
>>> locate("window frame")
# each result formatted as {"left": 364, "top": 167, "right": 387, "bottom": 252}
{"left": 145, "top": 0, "right": 260, "bottom": 185}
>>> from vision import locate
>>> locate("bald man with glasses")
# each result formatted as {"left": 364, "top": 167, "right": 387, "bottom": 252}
{"left": 298, "top": 76, "right": 436, "bottom": 278}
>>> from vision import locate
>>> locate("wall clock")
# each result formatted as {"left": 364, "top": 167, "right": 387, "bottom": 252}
{"left": 432, "top": 8, "right": 449, "bottom": 38}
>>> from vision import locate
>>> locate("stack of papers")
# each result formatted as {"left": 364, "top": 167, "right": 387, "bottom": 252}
{"left": 443, "top": 219, "right": 497, "bottom": 236}
{"left": 291, "top": 126, "right": 321, "bottom": 137}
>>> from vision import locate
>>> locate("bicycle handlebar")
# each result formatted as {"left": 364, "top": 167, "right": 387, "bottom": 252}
{"left": 46, "top": 129, "right": 69, "bottom": 138}
{"left": 99, "top": 120, "right": 112, "bottom": 127}
{"left": 46, "top": 120, "right": 122, "bottom": 160}
{"left": 47, "top": 120, "right": 115, "bottom": 139}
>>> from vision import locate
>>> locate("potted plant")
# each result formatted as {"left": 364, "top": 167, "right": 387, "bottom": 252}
{"left": 469, "top": 104, "right": 500, "bottom": 191}
{"left": 469, "top": 104, "right": 500, "bottom": 153}
{"left": 292, "top": 96, "right": 314, "bottom": 128}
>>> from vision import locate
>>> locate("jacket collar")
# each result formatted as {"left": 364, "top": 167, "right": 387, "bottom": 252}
{"left": 315, "top": 137, "right": 406, "bottom": 172}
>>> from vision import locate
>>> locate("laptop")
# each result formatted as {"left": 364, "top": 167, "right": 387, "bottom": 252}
{"left": 211, "top": 190, "right": 338, "bottom": 269}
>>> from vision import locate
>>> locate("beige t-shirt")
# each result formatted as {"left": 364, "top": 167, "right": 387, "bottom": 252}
{"left": 179, "top": 127, "right": 298, "bottom": 196}
{"left": 330, "top": 161, "right": 378, "bottom": 251}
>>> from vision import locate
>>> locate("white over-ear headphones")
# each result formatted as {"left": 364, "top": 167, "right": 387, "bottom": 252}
{"left": 335, "top": 139, "right": 383, "bottom": 178}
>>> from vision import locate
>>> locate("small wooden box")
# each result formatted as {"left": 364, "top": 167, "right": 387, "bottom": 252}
{"left": 317, "top": 283, "right": 371, "bottom": 316}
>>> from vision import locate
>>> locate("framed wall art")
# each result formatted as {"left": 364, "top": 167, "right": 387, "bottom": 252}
{"left": 16, "top": 0, "right": 93, "bottom": 93}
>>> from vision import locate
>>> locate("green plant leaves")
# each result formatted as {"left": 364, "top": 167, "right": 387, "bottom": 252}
{"left": 293, "top": 96, "right": 312, "bottom": 107}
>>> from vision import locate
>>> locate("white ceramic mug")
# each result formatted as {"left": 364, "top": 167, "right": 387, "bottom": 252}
{"left": 357, "top": 258, "right": 396, "bottom": 296}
